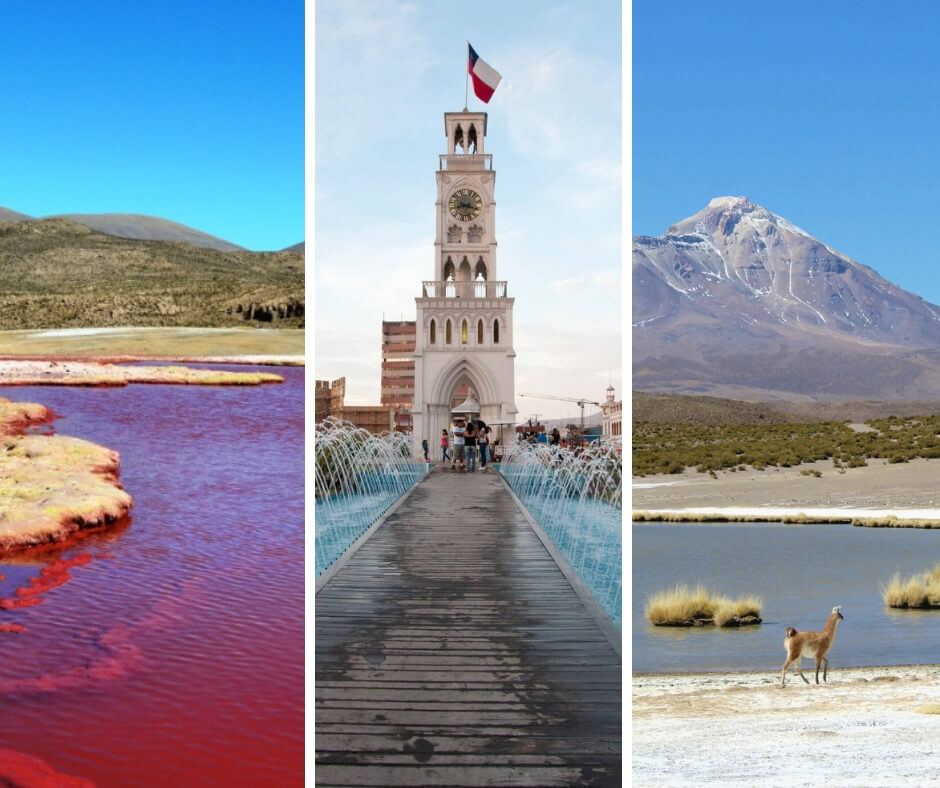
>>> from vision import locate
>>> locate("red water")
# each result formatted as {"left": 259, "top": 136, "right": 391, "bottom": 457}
{"left": 0, "top": 366, "right": 303, "bottom": 787}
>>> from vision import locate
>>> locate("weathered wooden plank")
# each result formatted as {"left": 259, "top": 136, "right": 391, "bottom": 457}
{"left": 313, "top": 764, "right": 620, "bottom": 788}
{"left": 315, "top": 687, "right": 620, "bottom": 703}
{"left": 315, "top": 682, "right": 622, "bottom": 694}
{"left": 314, "top": 733, "right": 621, "bottom": 755}
{"left": 315, "top": 722, "right": 619, "bottom": 739}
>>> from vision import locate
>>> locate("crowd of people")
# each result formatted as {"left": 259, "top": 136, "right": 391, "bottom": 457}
{"left": 422, "top": 423, "right": 600, "bottom": 470}
{"left": 425, "top": 418, "right": 495, "bottom": 472}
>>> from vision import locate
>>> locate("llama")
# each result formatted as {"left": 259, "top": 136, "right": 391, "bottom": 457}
{"left": 781, "top": 606, "right": 844, "bottom": 687}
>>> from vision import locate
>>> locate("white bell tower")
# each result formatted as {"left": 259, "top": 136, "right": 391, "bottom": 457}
{"left": 411, "top": 110, "right": 517, "bottom": 457}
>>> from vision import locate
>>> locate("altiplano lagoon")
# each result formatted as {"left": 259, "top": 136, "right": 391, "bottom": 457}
{"left": 633, "top": 462, "right": 940, "bottom": 787}
{"left": 0, "top": 364, "right": 303, "bottom": 787}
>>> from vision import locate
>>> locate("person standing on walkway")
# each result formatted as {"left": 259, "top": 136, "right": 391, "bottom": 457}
{"left": 453, "top": 419, "right": 466, "bottom": 471}
{"left": 479, "top": 424, "right": 490, "bottom": 471}
{"left": 551, "top": 427, "right": 561, "bottom": 447}
{"left": 464, "top": 419, "right": 478, "bottom": 472}
{"left": 441, "top": 428, "right": 450, "bottom": 462}
{"left": 422, "top": 438, "right": 429, "bottom": 462}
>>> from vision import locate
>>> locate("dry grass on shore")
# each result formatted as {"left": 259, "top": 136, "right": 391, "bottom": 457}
{"left": 0, "top": 433, "right": 133, "bottom": 553}
{"left": 882, "top": 563, "right": 940, "bottom": 609}
{"left": 0, "top": 396, "right": 132, "bottom": 555}
{"left": 644, "top": 583, "right": 763, "bottom": 627}
{"left": 0, "top": 326, "right": 304, "bottom": 360}
{"left": 0, "top": 360, "right": 284, "bottom": 387}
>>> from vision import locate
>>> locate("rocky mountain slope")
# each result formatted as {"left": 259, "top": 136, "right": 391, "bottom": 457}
{"left": 0, "top": 217, "right": 304, "bottom": 330}
{"left": 633, "top": 197, "right": 940, "bottom": 401}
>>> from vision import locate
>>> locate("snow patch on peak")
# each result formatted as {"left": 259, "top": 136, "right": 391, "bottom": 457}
{"left": 775, "top": 215, "right": 812, "bottom": 239}
{"left": 708, "top": 196, "right": 753, "bottom": 212}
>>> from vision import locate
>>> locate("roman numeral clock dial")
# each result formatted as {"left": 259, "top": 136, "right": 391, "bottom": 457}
{"left": 448, "top": 188, "right": 482, "bottom": 221}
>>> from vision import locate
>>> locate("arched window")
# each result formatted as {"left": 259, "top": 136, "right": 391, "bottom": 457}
{"left": 430, "top": 319, "right": 436, "bottom": 345}
{"left": 493, "top": 319, "right": 500, "bottom": 344}
{"left": 446, "top": 319, "right": 452, "bottom": 344}
{"left": 461, "top": 319, "right": 468, "bottom": 344}
{"left": 477, "top": 319, "right": 483, "bottom": 344}
{"left": 443, "top": 257, "right": 456, "bottom": 281}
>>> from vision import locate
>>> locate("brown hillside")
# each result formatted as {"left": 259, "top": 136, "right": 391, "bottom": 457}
{"left": 633, "top": 392, "right": 792, "bottom": 425}
{"left": 0, "top": 217, "right": 304, "bottom": 329}
{"left": 634, "top": 391, "right": 940, "bottom": 425}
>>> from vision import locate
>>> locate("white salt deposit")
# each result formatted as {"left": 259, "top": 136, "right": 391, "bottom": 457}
{"left": 633, "top": 665, "right": 940, "bottom": 786}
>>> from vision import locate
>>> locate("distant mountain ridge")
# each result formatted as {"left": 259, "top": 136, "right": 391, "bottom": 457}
{"left": 633, "top": 197, "right": 940, "bottom": 401}
{"left": 0, "top": 206, "right": 302, "bottom": 253}
{"left": 53, "top": 213, "right": 246, "bottom": 252}
{"left": 0, "top": 207, "right": 31, "bottom": 223}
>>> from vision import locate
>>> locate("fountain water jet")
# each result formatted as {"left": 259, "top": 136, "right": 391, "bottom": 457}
{"left": 499, "top": 440, "right": 622, "bottom": 629}
{"left": 315, "top": 418, "right": 427, "bottom": 575}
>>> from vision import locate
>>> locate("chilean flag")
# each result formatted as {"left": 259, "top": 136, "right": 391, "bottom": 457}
{"left": 468, "top": 43, "right": 501, "bottom": 104}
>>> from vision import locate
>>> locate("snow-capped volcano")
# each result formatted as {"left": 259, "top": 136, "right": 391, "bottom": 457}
{"left": 633, "top": 197, "right": 940, "bottom": 401}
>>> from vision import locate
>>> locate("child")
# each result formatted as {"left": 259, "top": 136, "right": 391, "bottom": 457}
{"left": 440, "top": 429, "right": 450, "bottom": 462}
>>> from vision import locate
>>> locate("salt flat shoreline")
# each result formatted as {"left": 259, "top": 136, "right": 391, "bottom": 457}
{"left": 0, "top": 359, "right": 293, "bottom": 387}
{"left": 632, "top": 458, "right": 940, "bottom": 525}
{"left": 633, "top": 664, "right": 940, "bottom": 786}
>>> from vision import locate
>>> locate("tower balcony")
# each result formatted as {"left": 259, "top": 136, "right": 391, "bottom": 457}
{"left": 439, "top": 154, "right": 492, "bottom": 171}
{"left": 421, "top": 280, "right": 508, "bottom": 300}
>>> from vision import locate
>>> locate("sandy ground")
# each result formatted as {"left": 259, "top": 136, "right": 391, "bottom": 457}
{"left": 633, "top": 664, "right": 940, "bottom": 786}
{"left": 632, "top": 458, "right": 940, "bottom": 524}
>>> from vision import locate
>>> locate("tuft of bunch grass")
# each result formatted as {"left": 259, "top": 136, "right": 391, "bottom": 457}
{"left": 882, "top": 563, "right": 940, "bottom": 609}
{"left": 713, "top": 595, "right": 765, "bottom": 627}
{"left": 645, "top": 583, "right": 762, "bottom": 627}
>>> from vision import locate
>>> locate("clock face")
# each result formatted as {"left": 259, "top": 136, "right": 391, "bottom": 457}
{"left": 448, "top": 188, "right": 483, "bottom": 221}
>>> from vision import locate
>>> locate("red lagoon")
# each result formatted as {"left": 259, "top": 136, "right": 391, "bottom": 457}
{"left": 0, "top": 365, "right": 303, "bottom": 787}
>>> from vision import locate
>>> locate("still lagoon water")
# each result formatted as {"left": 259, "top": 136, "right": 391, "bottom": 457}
{"left": 633, "top": 522, "right": 940, "bottom": 674}
{"left": 0, "top": 366, "right": 303, "bottom": 786}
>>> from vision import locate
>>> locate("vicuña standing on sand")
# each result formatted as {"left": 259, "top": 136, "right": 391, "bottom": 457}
{"left": 781, "top": 606, "right": 844, "bottom": 687}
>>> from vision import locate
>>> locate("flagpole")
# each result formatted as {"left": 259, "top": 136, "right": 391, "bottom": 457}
{"left": 464, "top": 41, "right": 469, "bottom": 110}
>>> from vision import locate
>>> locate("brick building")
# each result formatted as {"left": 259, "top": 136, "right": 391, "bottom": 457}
{"left": 315, "top": 376, "right": 396, "bottom": 434}
{"left": 381, "top": 320, "right": 416, "bottom": 432}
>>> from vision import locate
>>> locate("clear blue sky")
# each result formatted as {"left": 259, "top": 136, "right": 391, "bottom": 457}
{"left": 0, "top": 0, "right": 303, "bottom": 251}
{"left": 315, "top": 0, "right": 623, "bottom": 421}
{"left": 633, "top": 1, "right": 940, "bottom": 308}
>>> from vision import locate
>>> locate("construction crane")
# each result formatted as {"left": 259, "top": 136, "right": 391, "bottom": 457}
{"left": 519, "top": 393, "right": 600, "bottom": 429}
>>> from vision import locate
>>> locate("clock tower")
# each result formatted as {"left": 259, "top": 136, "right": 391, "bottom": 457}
{"left": 411, "top": 110, "right": 517, "bottom": 457}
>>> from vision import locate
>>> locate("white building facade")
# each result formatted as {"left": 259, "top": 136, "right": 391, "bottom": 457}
{"left": 601, "top": 385, "right": 622, "bottom": 439}
{"left": 411, "top": 110, "right": 517, "bottom": 456}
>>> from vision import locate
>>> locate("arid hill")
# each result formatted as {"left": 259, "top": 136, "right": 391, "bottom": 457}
{"left": 0, "top": 217, "right": 304, "bottom": 329}
{"left": 633, "top": 391, "right": 940, "bottom": 425}
{"left": 633, "top": 392, "right": 792, "bottom": 425}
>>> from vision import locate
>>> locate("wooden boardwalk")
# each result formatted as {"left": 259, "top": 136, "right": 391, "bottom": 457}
{"left": 315, "top": 466, "right": 622, "bottom": 787}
